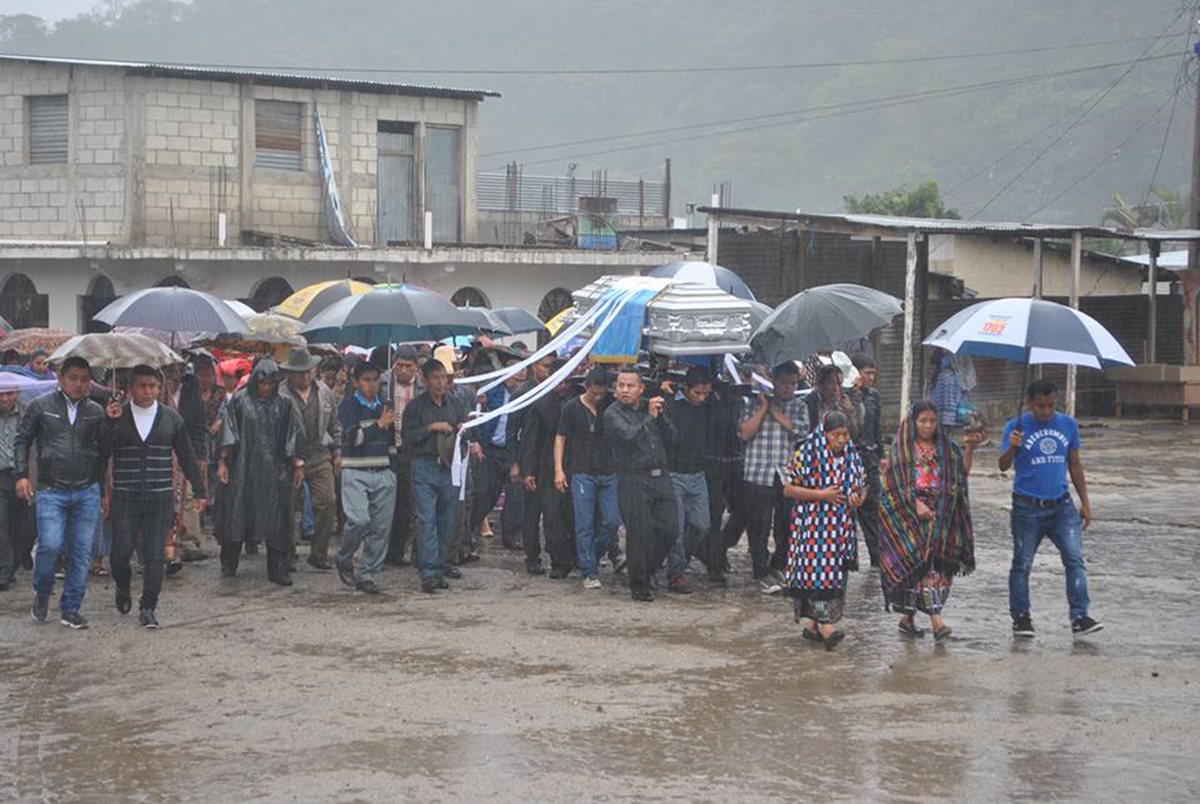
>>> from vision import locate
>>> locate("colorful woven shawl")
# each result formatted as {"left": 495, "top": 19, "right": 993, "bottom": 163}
{"left": 879, "top": 417, "right": 975, "bottom": 593}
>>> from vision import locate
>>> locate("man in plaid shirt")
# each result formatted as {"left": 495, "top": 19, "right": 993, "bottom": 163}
{"left": 738, "top": 361, "right": 809, "bottom": 591}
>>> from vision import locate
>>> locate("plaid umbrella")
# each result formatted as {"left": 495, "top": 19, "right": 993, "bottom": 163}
{"left": 0, "top": 327, "right": 75, "bottom": 354}
{"left": 48, "top": 332, "right": 183, "bottom": 369}
{"left": 275, "top": 279, "right": 374, "bottom": 322}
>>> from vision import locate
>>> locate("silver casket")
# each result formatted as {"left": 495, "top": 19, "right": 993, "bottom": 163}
{"left": 571, "top": 276, "right": 754, "bottom": 356}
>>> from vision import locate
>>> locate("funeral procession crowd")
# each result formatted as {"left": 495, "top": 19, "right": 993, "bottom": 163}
{"left": 0, "top": 330, "right": 1103, "bottom": 648}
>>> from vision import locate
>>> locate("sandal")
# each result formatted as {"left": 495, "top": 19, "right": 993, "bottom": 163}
{"left": 822, "top": 630, "right": 846, "bottom": 650}
{"left": 933, "top": 625, "right": 953, "bottom": 642}
{"left": 898, "top": 619, "right": 925, "bottom": 638}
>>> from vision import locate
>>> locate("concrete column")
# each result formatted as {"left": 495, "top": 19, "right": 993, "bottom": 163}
{"left": 900, "top": 231, "right": 918, "bottom": 416}
{"left": 238, "top": 84, "right": 255, "bottom": 236}
{"left": 1066, "top": 231, "right": 1081, "bottom": 416}
{"left": 1148, "top": 241, "right": 1159, "bottom": 363}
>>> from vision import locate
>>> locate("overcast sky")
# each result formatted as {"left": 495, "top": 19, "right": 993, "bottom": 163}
{"left": 0, "top": 0, "right": 101, "bottom": 21}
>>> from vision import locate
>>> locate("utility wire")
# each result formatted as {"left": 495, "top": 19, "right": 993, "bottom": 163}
{"left": 964, "top": 8, "right": 1189, "bottom": 219}
{"left": 30, "top": 31, "right": 1189, "bottom": 77}
{"left": 479, "top": 54, "right": 1181, "bottom": 170}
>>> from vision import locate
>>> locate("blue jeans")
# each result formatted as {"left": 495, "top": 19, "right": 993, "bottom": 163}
{"left": 669, "top": 471, "right": 710, "bottom": 579}
{"left": 1009, "top": 496, "right": 1090, "bottom": 621}
{"left": 412, "top": 457, "right": 457, "bottom": 583}
{"left": 301, "top": 481, "right": 315, "bottom": 538}
{"left": 33, "top": 484, "right": 102, "bottom": 613}
{"left": 571, "top": 473, "right": 620, "bottom": 578}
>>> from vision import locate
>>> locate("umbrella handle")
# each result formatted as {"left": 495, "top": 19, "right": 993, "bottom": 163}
{"left": 1015, "top": 348, "right": 1029, "bottom": 424}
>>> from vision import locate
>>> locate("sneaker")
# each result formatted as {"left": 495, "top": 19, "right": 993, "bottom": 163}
{"left": 583, "top": 576, "right": 602, "bottom": 590}
{"left": 138, "top": 609, "right": 160, "bottom": 629}
{"left": 758, "top": 572, "right": 783, "bottom": 595}
{"left": 31, "top": 594, "right": 49, "bottom": 623}
{"left": 1012, "top": 615, "right": 1035, "bottom": 638}
{"left": 1072, "top": 616, "right": 1104, "bottom": 637}
{"left": 60, "top": 611, "right": 88, "bottom": 630}
{"left": 115, "top": 587, "right": 132, "bottom": 615}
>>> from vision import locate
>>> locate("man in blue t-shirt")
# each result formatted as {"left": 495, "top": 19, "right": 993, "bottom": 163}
{"left": 999, "top": 379, "right": 1102, "bottom": 639}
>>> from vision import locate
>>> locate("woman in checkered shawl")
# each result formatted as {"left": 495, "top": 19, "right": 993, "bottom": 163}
{"left": 782, "top": 410, "right": 866, "bottom": 650}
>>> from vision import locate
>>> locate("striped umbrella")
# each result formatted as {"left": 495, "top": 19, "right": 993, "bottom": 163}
{"left": 275, "top": 279, "right": 374, "bottom": 322}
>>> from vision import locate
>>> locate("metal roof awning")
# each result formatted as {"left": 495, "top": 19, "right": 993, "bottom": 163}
{"left": 0, "top": 54, "right": 501, "bottom": 101}
{"left": 696, "top": 206, "right": 1200, "bottom": 243}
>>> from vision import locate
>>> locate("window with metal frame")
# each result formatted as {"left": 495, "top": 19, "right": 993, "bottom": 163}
{"left": 255, "top": 100, "right": 303, "bottom": 170}
{"left": 28, "top": 94, "right": 68, "bottom": 165}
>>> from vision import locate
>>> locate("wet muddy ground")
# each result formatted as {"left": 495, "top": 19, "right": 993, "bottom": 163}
{"left": 0, "top": 419, "right": 1197, "bottom": 801}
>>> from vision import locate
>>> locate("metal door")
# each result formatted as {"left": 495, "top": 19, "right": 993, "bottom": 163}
{"left": 377, "top": 127, "right": 415, "bottom": 245}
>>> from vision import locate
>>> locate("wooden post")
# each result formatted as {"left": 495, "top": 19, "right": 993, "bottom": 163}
{"left": 1148, "top": 241, "right": 1159, "bottom": 364}
{"left": 706, "top": 192, "right": 720, "bottom": 265}
{"left": 1066, "top": 231, "right": 1082, "bottom": 416}
{"left": 900, "top": 231, "right": 918, "bottom": 416}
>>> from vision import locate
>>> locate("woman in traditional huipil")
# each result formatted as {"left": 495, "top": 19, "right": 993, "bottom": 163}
{"left": 782, "top": 411, "right": 866, "bottom": 650}
{"left": 879, "top": 400, "right": 979, "bottom": 641}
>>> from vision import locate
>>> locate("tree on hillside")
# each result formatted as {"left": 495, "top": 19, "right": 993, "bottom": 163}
{"left": 842, "top": 180, "right": 960, "bottom": 219}
{"left": 0, "top": 14, "right": 49, "bottom": 42}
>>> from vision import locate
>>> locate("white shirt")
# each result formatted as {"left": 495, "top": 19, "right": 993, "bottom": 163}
{"left": 131, "top": 400, "right": 158, "bottom": 442}
{"left": 63, "top": 393, "right": 80, "bottom": 426}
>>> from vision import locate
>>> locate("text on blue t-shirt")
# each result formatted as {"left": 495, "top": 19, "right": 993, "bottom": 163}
{"left": 1000, "top": 411, "right": 1080, "bottom": 500}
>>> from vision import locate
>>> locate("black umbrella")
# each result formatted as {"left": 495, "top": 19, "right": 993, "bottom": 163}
{"left": 490, "top": 306, "right": 545, "bottom": 335}
{"left": 646, "top": 260, "right": 756, "bottom": 301}
{"left": 300, "top": 285, "right": 479, "bottom": 347}
{"left": 751, "top": 284, "right": 903, "bottom": 368}
{"left": 93, "top": 287, "right": 247, "bottom": 343}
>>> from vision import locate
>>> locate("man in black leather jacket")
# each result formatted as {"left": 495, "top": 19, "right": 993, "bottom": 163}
{"left": 15, "top": 356, "right": 119, "bottom": 630}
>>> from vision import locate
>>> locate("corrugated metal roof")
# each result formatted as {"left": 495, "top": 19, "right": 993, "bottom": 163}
{"left": 1120, "top": 249, "right": 1190, "bottom": 271}
{"left": 697, "top": 206, "right": 1200, "bottom": 242}
{"left": 0, "top": 53, "right": 500, "bottom": 101}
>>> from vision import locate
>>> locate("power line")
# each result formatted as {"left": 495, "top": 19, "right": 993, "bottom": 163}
{"left": 1026, "top": 85, "right": 1187, "bottom": 218}
{"left": 479, "top": 53, "right": 1181, "bottom": 169}
{"left": 964, "top": 8, "right": 1190, "bottom": 219}
{"left": 41, "top": 31, "right": 1189, "bottom": 78}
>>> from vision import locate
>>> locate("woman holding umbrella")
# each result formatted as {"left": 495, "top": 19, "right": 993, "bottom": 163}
{"left": 781, "top": 411, "right": 866, "bottom": 650}
{"left": 879, "top": 400, "right": 980, "bottom": 641}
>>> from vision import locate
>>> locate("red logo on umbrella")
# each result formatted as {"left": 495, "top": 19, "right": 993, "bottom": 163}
{"left": 980, "top": 318, "right": 1008, "bottom": 336}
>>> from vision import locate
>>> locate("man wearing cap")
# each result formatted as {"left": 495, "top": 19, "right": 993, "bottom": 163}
{"left": 279, "top": 347, "right": 342, "bottom": 571}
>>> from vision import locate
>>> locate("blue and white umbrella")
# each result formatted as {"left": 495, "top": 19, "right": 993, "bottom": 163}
{"left": 646, "top": 261, "right": 756, "bottom": 301}
{"left": 923, "top": 297, "right": 1134, "bottom": 370}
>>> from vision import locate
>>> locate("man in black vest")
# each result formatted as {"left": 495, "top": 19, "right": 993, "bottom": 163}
{"left": 105, "top": 365, "right": 207, "bottom": 628}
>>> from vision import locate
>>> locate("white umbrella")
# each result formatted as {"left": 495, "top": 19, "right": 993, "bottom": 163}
{"left": 923, "top": 298, "right": 1134, "bottom": 370}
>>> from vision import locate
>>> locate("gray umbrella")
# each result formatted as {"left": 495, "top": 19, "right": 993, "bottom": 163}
{"left": 457, "top": 306, "right": 513, "bottom": 336}
{"left": 94, "top": 287, "right": 247, "bottom": 336}
{"left": 490, "top": 306, "right": 545, "bottom": 335}
{"left": 751, "top": 283, "right": 903, "bottom": 368}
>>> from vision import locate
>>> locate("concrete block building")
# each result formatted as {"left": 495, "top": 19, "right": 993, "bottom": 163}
{"left": 0, "top": 55, "right": 671, "bottom": 331}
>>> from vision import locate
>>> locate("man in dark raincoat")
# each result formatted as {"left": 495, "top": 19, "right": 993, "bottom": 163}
{"left": 215, "top": 359, "right": 303, "bottom": 585}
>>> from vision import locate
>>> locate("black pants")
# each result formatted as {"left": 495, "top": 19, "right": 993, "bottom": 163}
{"left": 220, "top": 540, "right": 290, "bottom": 580}
{"left": 387, "top": 451, "right": 415, "bottom": 563}
{"left": 468, "top": 445, "right": 515, "bottom": 533}
{"left": 617, "top": 472, "right": 679, "bottom": 597}
{"left": 0, "top": 471, "right": 15, "bottom": 584}
{"left": 705, "top": 460, "right": 741, "bottom": 570}
{"left": 857, "top": 468, "right": 882, "bottom": 566}
{"left": 523, "top": 481, "right": 544, "bottom": 567}
{"left": 111, "top": 495, "right": 174, "bottom": 610}
{"left": 500, "top": 479, "right": 524, "bottom": 546}
{"left": 540, "top": 482, "right": 572, "bottom": 571}
{"left": 744, "top": 479, "right": 790, "bottom": 578}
